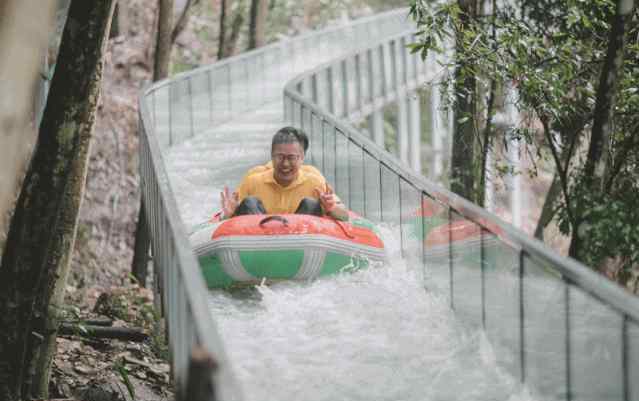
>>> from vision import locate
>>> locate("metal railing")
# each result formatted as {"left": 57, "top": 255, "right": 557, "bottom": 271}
{"left": 138, "top": 9, "right": 413, "bottom": 401}
{"left": 283, "top": 19, "right": 639, "bottom": 401}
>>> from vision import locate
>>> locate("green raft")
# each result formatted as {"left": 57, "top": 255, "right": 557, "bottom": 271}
{"left": 189, "top": 213, "right": 386, "bottom": 289}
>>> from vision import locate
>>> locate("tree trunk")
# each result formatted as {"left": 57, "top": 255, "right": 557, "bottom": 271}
{"left": 0, "top": 1, "right": 116, "bottom": 400}
{"left": 217, "top": 0, "right": 228, "bottom": 60}
{"left": 248, "top": 0, "right": 268, "bottom": 50}
{"left": 131, "top": 0, "right": 174, "bottom": 288}
{"left": 110, "top": 3, "right": 120, "bottom": 38}
{"left": 569, "top": 0, "right": 634, "bottom": 262}
{"left": 0, "top": 0, "right": 55, "bottom": 251}
{"left": 477, "top": 0, "right": 497, "bottom": 208}
{"left": 477, "top": 78, "right": 495, "bottom": 208}
{"left": 154, "top": 0, "right": 174, "bottom": 81}
{"left": 450, "top": 0, "right": 478, "bottom": 202}
{"left": 534, "top": 173, "right": 560, "bottom": 240}
{"left": 172, "top": 0, "right": 199, "bottom": 45}
{"left": 225, "top": 1, "right": 246, "bottom": 58}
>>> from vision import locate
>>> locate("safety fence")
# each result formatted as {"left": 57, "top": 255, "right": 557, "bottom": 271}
{"left": 283, "top": 25, "right": 639, "bottom": 401}
{"left": 138, "top": 9, "right": 412, "bottom": 401}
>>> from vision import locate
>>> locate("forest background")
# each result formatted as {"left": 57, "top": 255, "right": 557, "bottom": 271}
{"left": 0, "top": 0, "right": 637, "bottom": 400}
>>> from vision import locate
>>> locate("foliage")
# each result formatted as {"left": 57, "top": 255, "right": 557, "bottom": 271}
{"left": 114, "top": 357, "right": 137, "bottom": 400}
{"left": 409, "top": 0, "right": 639, "bottom": 277}
{"left": 559, "top": 183, "right": 639, "bottom": 269}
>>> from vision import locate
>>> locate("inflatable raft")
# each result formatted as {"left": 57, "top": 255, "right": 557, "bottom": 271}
{"left": 189, "top": 212, "right": 386, "bottom": 289}
{"left": 424, "top": 217, "right": 505, "bottom": 266}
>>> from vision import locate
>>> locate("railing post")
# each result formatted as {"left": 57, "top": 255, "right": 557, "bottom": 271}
{"left": 340, "top": 59, "right": 349, "bottom": 118}
{"left": 207, "top": 70, "right": 214, "bottom": 124}
{"left": 168, "top": 83, "right": 174, "bottom": 146}
{"left": 622, "top": 316, "right": 629, "bottom": 401}
{"left": 371, "top": 109, "right": 384, "bottom": 148}
{"left": 410, "top": 33, "right": 420, "bottom": 81}
{"left": 408, "top": 91, "right": 421, "bottom": 173}
{"left": 431, "top": 81, "right": 444, "bottom": 180}
{"left": 448, "top": 208, "right": 454, "bottom": 309}
{"left": 366, "top": 48, "right": 375, "bottom": 104}
{"left": 180, "top": 347, "right": 217, "bottom": 401}
{"left": 389, "top": 40, "right": 398, "bottom": 93}
{"left": 519, "top": 250, "right": 526, "bottom": 385}
{"left": 260, "top": 52, "right": 266, "bottom": 104}
{"left": 226, "top": 64, "right": 232, "bottom": 116}
{"left": 355, "top": 53, "right": 363, "bottom": 112}
{"left": 400, "top": 36, "right": 408, "bottom": 86}
{"left": 564, "top": 278, "right": 572, "bottom": 400}
{"left": 243, "top": 60, "right": 250, "bottom": 111}
{"left": 188, "top": 78, "right": 194, "bottom": 137}
{"left": 480, "top": 228, "right": 486, "bottom": 329}
{"left": 397, "top": 94, "right": 409, "bottom": 163}
{"left": 311, "top": 73, "right": 318, "bottom": 104}
{"left": 379, "top": 43, "right": 388, "bottom": 98}
{"left": 327, "top": 65, "right": 335, "bottom": 114}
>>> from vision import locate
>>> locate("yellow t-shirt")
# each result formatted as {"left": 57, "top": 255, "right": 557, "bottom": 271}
{"left": 237, "top": 168, "right": 329, "bottom": 214}
{"left": 243, "top": 161, "right": 323, "bottom": 180}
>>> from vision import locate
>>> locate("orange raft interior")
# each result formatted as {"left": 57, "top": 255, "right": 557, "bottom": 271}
{"left": 189, "top": 211, "right": 387, "bottom": 288}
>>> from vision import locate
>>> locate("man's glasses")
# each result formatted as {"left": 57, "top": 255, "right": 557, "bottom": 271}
{"left": 272, "top": 153, "right": 301, "bottom": 163}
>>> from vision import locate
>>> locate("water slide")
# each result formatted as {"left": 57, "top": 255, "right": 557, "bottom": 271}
{"left": 138, "top": 8, "right": 639, "bottom": 401}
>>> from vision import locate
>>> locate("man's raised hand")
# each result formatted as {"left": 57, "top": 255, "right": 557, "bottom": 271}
{"left": 314, "top": 185, "right": 337, "bottom": 213}
{"left": 220, "top": 186, "right": 239, "bottom": 218}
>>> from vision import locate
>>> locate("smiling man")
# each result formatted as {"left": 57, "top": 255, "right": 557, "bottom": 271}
{"left": 220, "top": 127, "right": 349, "bottom": 220}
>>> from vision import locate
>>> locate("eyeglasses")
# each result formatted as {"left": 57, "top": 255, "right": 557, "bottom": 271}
{"left": 272, "top": 153, "right": 301, "bottom": 163}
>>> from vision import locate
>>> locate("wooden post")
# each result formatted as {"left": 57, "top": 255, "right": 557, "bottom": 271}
{"left": 181, "top": 346, "right": 218, "bottom": 401}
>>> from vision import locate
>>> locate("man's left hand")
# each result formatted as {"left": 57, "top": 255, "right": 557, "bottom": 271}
{"left": 314, "top": 186, "right": 337, "bottom": 213}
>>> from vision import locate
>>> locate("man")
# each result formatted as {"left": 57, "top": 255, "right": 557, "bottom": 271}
{"left": 220, "top": 127, "right": 349, "bottom": 220}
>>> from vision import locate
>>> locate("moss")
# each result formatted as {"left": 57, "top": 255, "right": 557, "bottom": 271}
{"left": 58, "top": 121, "right": 78, "bottom": 155}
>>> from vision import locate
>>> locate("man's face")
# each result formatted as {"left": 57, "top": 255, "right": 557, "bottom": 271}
{"left": 271, "top": 142, "right": 304, "bottom": 187}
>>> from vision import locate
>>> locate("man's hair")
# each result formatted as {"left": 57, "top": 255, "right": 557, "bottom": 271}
{"left": 271, "top": 126, "right": 309, "bottom": 154}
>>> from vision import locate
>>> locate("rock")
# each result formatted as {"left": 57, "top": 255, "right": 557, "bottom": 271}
{"left": 76, "top": 380, "right": 125, "bottom": 401}
{"left": 74, "top": 364, "right": 95, "bottom": 375}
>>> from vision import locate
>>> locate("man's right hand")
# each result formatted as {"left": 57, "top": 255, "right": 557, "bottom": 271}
{"left": 220, "top": 186, "right": 239, "bottom": 218}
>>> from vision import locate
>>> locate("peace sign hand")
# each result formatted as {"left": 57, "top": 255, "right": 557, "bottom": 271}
{"left": 314, "top": 185, "right": 337, "bottom": 213}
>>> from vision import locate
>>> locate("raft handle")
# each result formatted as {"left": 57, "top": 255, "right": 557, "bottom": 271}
{"left": 259, "top": 215, "right": 289, "bottom": 227}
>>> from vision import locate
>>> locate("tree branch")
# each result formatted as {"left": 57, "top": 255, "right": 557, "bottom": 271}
{"left": 171, "top": 0, "right": 200, "bottom": 45}
{"left": 58, "top": 323, "right": 149, "bottom": 342}
{"left": 540, "top": 114, "right": 574, "bottom": 225}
